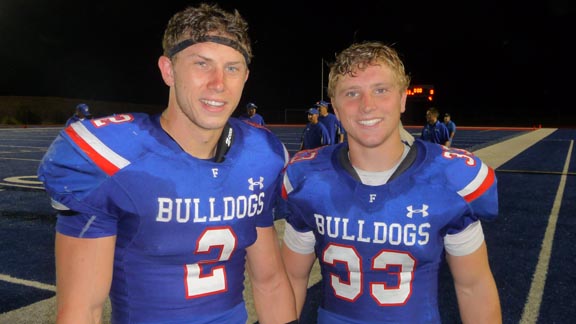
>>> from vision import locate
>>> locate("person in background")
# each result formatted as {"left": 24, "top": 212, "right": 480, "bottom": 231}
{"left": 280, "top": 41, "right": 501, "bottom": 323}
{"left": 65, "top": 103, "right": 93, "bottom": 126}
{"left": 421, "top": 107, "right": 451, "bottom": 146}
{"left": 443, "top": 112, "right": 456, "bottom": 147}
{"left": 239, "top": 102, "right": 266, "bottom": 126}
{"left": 38, "top": 3, "right": 297, "bottom": 324}
{"left": 316, "top": 100, "right": 345, "bottom": 144}
{"left": 300, "top": 107, "right": 330, "bottom": 150}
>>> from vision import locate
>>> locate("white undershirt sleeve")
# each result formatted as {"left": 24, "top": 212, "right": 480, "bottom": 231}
{"left": 283, "top": 222, "right": 316, "bottom": 254}
{"left": 444, "top": 220, "right": 485, "bottom": 256}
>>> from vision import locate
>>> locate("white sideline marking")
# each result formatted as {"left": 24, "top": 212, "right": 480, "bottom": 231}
{"left": 519, "top": 140, "right": 573, "bottom": 324}
{"left": 0, "top": 157, "right": 42, "bottom": 162}
{"left": 0, "top": 175, "right": 45, "bottom": 190}
{"left": 0, "top": 182, "right": 44, "bottom": 190}
{"left": 4, "top": 176, "right": 42, "bottom": 185}
{"left": 473, "top": 128, "right": 556, "bottom": 169}
{"left": 0, "top": 273, "right": 56, "bottom": 292}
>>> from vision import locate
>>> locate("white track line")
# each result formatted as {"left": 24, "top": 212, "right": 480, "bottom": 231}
{"left": 0, "top": 273, "right": 55, "bottom": 292}
{"left": 520, "top": 140, "right": 573, "bottom": 324}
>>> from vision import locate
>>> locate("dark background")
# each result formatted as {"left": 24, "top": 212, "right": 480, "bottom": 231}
{"left": 1, "top": 0, "right": 575, "bottom": 126}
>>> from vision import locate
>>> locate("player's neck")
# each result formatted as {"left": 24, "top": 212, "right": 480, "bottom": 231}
{"left": 348, "top": 138, "right": 405, "bottom": 172}
{"left": 160, "top": 110, "right": 219, "bottom": 159}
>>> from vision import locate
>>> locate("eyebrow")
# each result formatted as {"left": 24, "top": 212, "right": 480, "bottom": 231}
{"left": 186, "top": 53, "right": 246, "bottom": 68}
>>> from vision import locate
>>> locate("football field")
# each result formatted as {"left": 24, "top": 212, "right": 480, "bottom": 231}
{"left": 1, "top": 124, "right": 575, "bottom": 323}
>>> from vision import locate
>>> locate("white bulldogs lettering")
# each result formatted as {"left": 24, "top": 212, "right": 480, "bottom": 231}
{"left": 314, "top": 213, "right": 430, "bottom": 246}
{"left": 156, "top": 193, "right": 265, "bottom": 223}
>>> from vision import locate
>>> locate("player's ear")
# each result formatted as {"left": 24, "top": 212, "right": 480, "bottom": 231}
{"left": 158, "top": 56, "right": 174, "bottom": 86}
{"left": 244, "top": 68, "right": 250, "bottom": 83}
{"left": 400, "top": 90, "right": 407, "bottom": 114}
{"left": 331, "top": 100, "right": 340, "bottom": 120}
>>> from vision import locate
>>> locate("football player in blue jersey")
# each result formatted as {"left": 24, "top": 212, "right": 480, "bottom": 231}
{"left": 280, "top": 41, "right": 501, "bottom": 323}
{"left": 38, "top": 4, "right": 297, "bottom": 324}
{"left": 444, "top": 112, "right": 457, "bottom": 147}
{"left": 316, "top": 100, "right": 344, "bottom": 144}
{"left": 65, "top": 103, "right": 92, "bottom": 126}
{"left": 421, "top": 107, "right": 451, "bottom": 146}
{"left": 239, "top": 102, "right": 266, "bottom": 126}
{"left": 300, "top": 108, "right": 331, "bottom": 150}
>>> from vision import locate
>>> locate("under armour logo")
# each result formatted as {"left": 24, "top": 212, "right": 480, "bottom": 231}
{"left": 248, "top": 177, "right": 264, "bottom": 191}
{"left": 406, "top": 204, "right": 429, "bottom": 218}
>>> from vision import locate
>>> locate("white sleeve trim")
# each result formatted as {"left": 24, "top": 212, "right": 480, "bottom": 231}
{"left": 283, "top": 222, "right": 316, "bottom": 254}
{"left": 70, "top": 122, "right": 130, "bottom": 169}
{"left": 444, "top": 220, "right": 484, "bottom": 256}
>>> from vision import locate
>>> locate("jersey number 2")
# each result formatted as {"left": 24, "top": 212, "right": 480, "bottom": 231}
{"left": 184, "top": 227, "right": 235, "bottom": 298}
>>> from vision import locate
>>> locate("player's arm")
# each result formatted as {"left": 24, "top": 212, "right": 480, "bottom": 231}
{"left": 443, "top": 135, "right": 451, "bottom": 147}
{"left": 246, "top": 226, "right": 297, "bottom": 324}
{"left": 55, "top": 232, "right": 115, "bottom": 324}
{"left": 323, "top": 128, "right": 331, "bottom": 146}
{"left": 280, "top": 222, "right": 316, "bottom": 318}
{"left": 446, "top": 241, "right": 502, "bottom": 324}
{"left": 448, "top": 130, "right": 455, "bottom": 146}
{"left": 281, "top": 242, "right": 315, "bottom": 318}
{"left": 443, "top": 127, "right": 451, "bottom": 147}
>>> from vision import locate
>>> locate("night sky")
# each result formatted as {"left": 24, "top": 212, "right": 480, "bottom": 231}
{"left": 1, "top": 0, "right": 575, "bottom": 126}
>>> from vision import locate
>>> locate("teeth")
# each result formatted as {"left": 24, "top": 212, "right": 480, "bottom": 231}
{"left": 202, "top": 100, "right": 224, "bottom": 107}
{"left": 358, "top": 119, "right": 380, "bottom": 126}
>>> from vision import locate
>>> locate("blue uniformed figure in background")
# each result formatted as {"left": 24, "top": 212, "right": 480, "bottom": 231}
{"left": 65, "top": 103, "right": 93, "bottom": 126}
{"left": 420, "top": 107, "right": 450, "bottom": 146}
{"left": 443, "top": 112, "right": 456, "bottom": 147}
{"left": 300, "top": 108, "right": 330, "bottom": 150}
{"left": 316, "top": 100, "right": 345, "bottom": 144}
{"left": 239, "top": 102, "right": 265, "bottom": 126}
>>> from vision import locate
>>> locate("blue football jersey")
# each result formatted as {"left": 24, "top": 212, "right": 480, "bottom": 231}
{"left": 301, "top": 122, "right": 331, "bottom": 149}
{"left": 238, "top": 113, "right": 265, "bottom": 126}
{"left": 318, "top": 113, "right": 343, "bottom": 145}
{"left": 282, "top": 140, "right": 498, "bottom": 323}
{"left": 38, "top": 113, "right": 288, "bottom": 324}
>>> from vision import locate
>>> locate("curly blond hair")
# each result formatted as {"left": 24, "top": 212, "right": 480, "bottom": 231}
{"left": 327, "top": 41, "right": 410, "bottom": 99}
